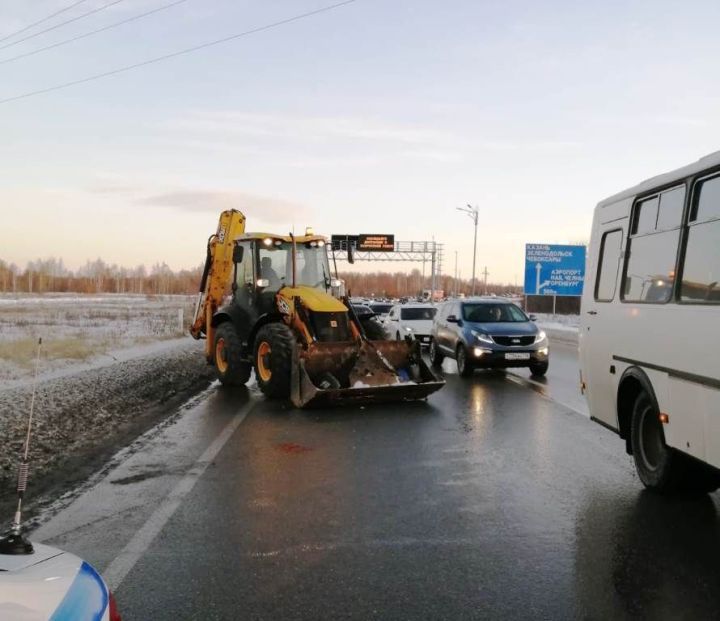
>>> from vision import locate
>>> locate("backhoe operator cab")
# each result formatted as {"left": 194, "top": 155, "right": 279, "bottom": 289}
{"left": 190, "top": 210, "right": 444, "bottom": 408}
{"left": 231, "top": 234, "right": 337, "bottom": 318}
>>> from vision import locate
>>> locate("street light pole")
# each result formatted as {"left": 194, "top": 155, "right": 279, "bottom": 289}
{"left": 457, "top": 204, "right": 479, "bottom": 296}
{"left": 454, "top": 250, "right": 458, "bottom": 298}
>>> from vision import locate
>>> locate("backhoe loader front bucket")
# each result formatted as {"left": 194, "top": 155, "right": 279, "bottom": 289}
{"left": 290, "top": 339, "right": 444, "bottom": 408}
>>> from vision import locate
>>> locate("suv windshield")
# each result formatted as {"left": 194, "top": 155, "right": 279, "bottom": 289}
{"left": 401, "top": 307, "right": 437, "bottom": 320}
{"left": 462, "top": 303, "right": 527, "bottom": 323}
{"left": 258, "top": 241, "right": 330, "bottom": 292}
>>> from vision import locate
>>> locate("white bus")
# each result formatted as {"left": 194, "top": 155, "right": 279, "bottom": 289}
{"left": 580, "top": 151, "right": 720, "bottom": 493}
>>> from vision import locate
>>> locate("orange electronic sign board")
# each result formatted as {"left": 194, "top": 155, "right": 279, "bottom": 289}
{"left": 357, "top": 234, "right": 395, "bottom": 251}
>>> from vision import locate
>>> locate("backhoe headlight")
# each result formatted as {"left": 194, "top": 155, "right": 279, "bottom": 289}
{"left": 471, "top": 329, "right": 493, "bottom": 344}
{"left": 262, "top": 237, "right": 273, "bottom": 246}
{"left": 534, "top": 330, "right": 547, "bottom": 344}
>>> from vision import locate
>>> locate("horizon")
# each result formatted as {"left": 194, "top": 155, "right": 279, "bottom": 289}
{"left": 3, "top": 1, "right": 720, "bottom": 281}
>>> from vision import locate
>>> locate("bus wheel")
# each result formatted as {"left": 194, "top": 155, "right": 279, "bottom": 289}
{"left": 631, "top": 392, "right": 682, "bottom": 492}
{"left": 632, "top": 391, "right": 720, "bottom": 494}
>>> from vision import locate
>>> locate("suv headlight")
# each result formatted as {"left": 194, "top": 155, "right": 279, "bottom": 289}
{"left": 404, "top": 326, "right": 414, "bottom": 332}
{"left": 534, "top": 330, "right": 547, "bottom": 344}
{"left": 471, "top": 329, "right": 493, "bottom": 344}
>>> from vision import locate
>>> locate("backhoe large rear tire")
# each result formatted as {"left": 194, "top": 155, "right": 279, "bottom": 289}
{"left": 254, "top": 323, "right": 295, "bottom": 399}
{"left": 214, "top": 323, "right": 251, "bottom": 386}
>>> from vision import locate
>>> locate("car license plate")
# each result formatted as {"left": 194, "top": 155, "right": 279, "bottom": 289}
{"left": 505, "top": 352, "right": 530, "bottom": 360}
{"left": 420, "top": 336, "right": 430, "bottom": 342}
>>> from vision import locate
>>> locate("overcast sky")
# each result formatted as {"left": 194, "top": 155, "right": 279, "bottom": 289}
{"left": 2, "top": 0, "right": 720, "bottom": 284}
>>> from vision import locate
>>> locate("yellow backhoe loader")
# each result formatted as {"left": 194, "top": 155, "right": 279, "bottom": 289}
{"left": 190, "top": 209, "right": 444, "bottom": 407}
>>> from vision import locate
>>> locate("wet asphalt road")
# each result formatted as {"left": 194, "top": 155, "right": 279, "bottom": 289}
{"left": 37, "top": 343, "right": 720, "bottom": 620}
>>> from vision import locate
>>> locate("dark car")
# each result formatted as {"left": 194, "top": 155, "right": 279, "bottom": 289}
{"left": 429, "top": 298, "right": 549, "bottom": 377}
{"left": 351, "top": 303, "right": 375, "bottom": 321}
{"left": 351, "top": 303, "right": 387, "bottom": 340}
{"left": 369, "top": 302, "right": 393, "bottom": 319}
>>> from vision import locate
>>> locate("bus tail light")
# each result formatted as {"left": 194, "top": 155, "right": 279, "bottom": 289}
{"left": 659, "top": 413, "right": 669, "bottom": 424}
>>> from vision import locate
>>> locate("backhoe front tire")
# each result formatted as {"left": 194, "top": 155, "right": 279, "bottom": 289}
{"left": 214, "top": 323, "right": 251, "bottom": 386}
{"left": 254, "top": 323, "right": 295, "bottom": 399}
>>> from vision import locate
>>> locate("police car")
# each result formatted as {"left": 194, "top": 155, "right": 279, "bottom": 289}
{"left": 0, "top": 542, "right": 121, "bottom": 620}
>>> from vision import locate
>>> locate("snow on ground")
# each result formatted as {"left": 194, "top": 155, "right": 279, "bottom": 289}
{"left": 533, "top": 312, "right": 580, "bottom": 333}
{"left": 0, "top": 293, "right": 197, "bottom": 382}
{"left": 0, "top": 293, "right": 215, "bottom": 521}
{"left": 0, "top": 338, "right": 214, "bottom": 520}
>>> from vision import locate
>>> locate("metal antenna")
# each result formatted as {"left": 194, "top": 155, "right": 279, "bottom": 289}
{"left": 0, "top": 337, "right": 42, "bottom": 555}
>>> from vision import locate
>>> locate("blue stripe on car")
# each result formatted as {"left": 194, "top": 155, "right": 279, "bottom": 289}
{"left": 49, "top": 561, "right": 108, "bottom": 621}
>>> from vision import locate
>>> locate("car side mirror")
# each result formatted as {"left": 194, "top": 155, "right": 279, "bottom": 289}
{"left": 232, "top": 245, "right": 244, "bottom": 263}
{"left": 529, "top": 314, "right": 537, "bottom": 321}
{"left": 446, "top": 315, "right": 458, "bottom": 323}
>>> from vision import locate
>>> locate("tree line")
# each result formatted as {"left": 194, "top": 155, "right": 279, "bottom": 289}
{"left": 0, "top": 258, "right": 520, "bottom": 298}
{"left": 0, "top": 258, "right": 203, "bottom": 295}
{"left": 339, "top": 268, "right": 521, "bottom": 299}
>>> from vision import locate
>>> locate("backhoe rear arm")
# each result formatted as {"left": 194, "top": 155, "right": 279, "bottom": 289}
{"left": 189, "top": 210, "right": 246, "bottom": 361}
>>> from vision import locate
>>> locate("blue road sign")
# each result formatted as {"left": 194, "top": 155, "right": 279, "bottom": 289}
{"left": 524, "top": 244, "right": 586, "bottom": 296}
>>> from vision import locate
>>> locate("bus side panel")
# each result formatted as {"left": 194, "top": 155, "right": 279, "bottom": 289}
{"left": 667, "top": 378, "right": 708, "bottom": 463}
{"left": 702, "top": 387, "right": 720, "bottom": 470}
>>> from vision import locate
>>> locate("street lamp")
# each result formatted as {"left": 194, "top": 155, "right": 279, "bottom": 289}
{"left": 457, "top": 204, "right": 479, "bottom": 296}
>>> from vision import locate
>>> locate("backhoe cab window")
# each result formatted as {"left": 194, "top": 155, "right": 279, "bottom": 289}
{"left": 235, "top": 242, "right": 254, "bottom": 287}
{"left": 257, "top": 242, "right": 331, "bottom": 292}
{"left": 296, "top": 243, "right": 331, "bottom": 290}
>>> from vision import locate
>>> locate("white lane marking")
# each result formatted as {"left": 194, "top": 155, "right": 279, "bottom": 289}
{"left": 504, "top": 373, "right": 588, "bottom": 418}
{"left": 507, "top": 371, "right": 550, "bottom": 391}
{"left": 102, "top": 399, "right": 255, "bottom": 591}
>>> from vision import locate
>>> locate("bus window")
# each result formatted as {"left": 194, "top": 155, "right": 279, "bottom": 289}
{"left": 692, "top": 175, "right": 720, "bottom": 221}
{"left": 632, "top": 196, "right": 658, "bottom": 235}
{"left": 681, "top": 176, "right": 720, "bottom": 303}
{"left": 623, "top": 186, "right": 685, "bottom": 303}
{"left": 595, "top": 230, "right": 622, "bottom": 301}
{"left": 656, "top": 186, "right": 685, "bottom": 230}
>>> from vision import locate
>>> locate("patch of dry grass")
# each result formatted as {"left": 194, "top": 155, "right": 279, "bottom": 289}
{"left": 0, "top": 337, "right": 102, "bottom": 368}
